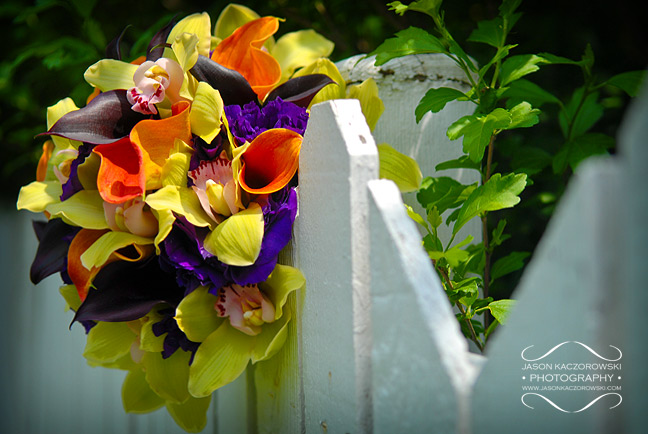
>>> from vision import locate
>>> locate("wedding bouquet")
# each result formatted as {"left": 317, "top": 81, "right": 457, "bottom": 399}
{"left": 16, "top": 4, "right": 382, "bottom": 431}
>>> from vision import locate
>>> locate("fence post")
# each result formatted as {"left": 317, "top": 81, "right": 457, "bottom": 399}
{"left": 368, "top": 179, "right": 480, "bottom": 434}
{"left": 291, "top": 99, "right": 378, "bottom": 433}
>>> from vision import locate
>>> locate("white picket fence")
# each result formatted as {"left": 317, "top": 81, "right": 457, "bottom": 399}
{"left": 1, "top": 55, "right": 646, "bottom": 434}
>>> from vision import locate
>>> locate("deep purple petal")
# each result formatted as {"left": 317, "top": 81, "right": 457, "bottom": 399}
{"left": 30, "top": 218, "right": 80, "bottom": 284}
{"left": 60, "top": 142, "right": 95, "bottom": 201}
{"left": 147, "top": 18, "right": 176, "bottom": 61}
{"left": 225, "top": 98, "right": 308, "bottom": 144}
{"left": 264, "top": 74, "right": 335, "bottom": 108}
{"left": 190, "top": 56, "right": 258, "bottom": 106}
{"left": 41, "top": 90, "right": 150, "bottom": 144}
{"left": 73, "top": 257, "right": 184, "bottom": 323}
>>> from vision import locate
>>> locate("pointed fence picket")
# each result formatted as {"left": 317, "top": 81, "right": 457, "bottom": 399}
{"left": 2, "top": 55, "right": 646, "bottom": 434}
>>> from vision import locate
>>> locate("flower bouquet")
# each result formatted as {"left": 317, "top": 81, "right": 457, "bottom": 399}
{"left": 16, "top": 4, "right": 382, "bottom": 431}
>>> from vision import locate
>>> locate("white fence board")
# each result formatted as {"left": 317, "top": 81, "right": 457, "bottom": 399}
{"left": 295, "top": 99, "right": 378, "bottom": 433}
{"left": 368, "top": 179, "right": 479, "bottom": 434}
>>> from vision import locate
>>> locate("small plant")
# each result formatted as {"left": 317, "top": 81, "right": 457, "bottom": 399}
{"left": 371, "top": 0, "right": 644, "bottom": 351}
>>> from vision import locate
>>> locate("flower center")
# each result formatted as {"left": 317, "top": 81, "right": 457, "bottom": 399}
{"left": 215, "top": 283, "right": 275, "bottom": 336}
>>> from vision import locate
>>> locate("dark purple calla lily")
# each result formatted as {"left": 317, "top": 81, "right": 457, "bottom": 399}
{"left": 30, "top": 218, "right": 80, "bottom": 285}
{"left": 146, "top": 18, "right": 177, "bottom": 61}
{"left": 73, "top": 257, "right": 185, "bottom": 323}
{"left": 41, "top": 90, "right": 150, "bottom": 145}
{"left": 190, "top": 55, "right": 260, "bottom": 106}
{"left": 105, "top": 26, "right": 130, "bottom": 60}
{"left": 264, "top": 74, "right": 335, "bottom": 108}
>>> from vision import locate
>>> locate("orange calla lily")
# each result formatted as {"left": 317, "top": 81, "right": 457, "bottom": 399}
{"left": 129, "top": 100, "right": 192, "bottom": 187}
{"left": 238, "top": 128, "right": 302, "bottom": 194}
{"left": 68, "top": 228, "right": 155, "bottom": 301}
{"left": 36, "top": 140, "right": 54, "bottom": 182}
{"left": 211, "top": 17, "right": 281, "bottom": 101}
{"left": 68, "top": 229, "right": 109, "bottom": 301}
{"left": 93, "top": 137, "right": 146, "bottom": 204}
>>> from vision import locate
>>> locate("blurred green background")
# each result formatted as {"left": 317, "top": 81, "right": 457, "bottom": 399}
{"left": 1, "top": 0, "right": 646, "bottom": 299}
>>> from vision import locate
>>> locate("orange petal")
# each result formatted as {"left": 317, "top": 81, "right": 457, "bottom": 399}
{"left": 68, "top": 229, "right": 109, "bottom": 301}
{"left": 36, "top": 140, "right": 54, "bottom": 182}
{"left": 93, "top": 137, "right": 146, "bottom": 204}
{"left": 68, "top": 229, "right": 155, "bottom": 301}
{"left": 238, "top": 128, "right": 302, "bottom": 194}
{"left": 129, "top": 101, "right": 192, "bottom": 182}
{"left": 211, "top": 17, "right": 281, "bottom": 101}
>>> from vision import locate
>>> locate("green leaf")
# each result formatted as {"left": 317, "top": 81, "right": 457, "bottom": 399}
{"left": 453, "top": 173, "right": 527, "bottom": 236}
{"left": 122, "top": 369, "right": 165, "bottom": 414}
{"left": 415, "top": 87, "right": 467, "bottom": 122}
{"left": 506, "top": 102, "right": 540, "bottom": 129}
{"left": 511, "top": 146, "right": 552, "bottom": 175}
{"left": 490, "top": 219, "right": 509, "bottom": 249}
{"left": 142, "top": 349, "right": 191, "bottom": 404}
{"left": 487, "top": 299, "right": 516, "bottom": 324}
{"left": 447, "top": 115, "right": 494, "bottom": 162}
{"left": 558, "top": 89, "right": 603, "bottom": 139}
{"left": 606, "top": 70, "right": 646, "bottom": 98}
{"left": 478, "top": 44, "right": 517, "bottom": 78}
{"left": 467, "top": 17, "right": 503, "bottom": 48}
{"left": 455, "top": 278, "right": 479, "bottom": 307}
{"left": 388, "top": 0, "right": 442, "bottom": 18}
{"left": 502, "top": 79, "right": 561, "bottom": 107}
{"left": 423, "top": 233, "right": 443, "bottom": 253}
{"left": 417, "top": 176, "right": 476, "bottom": 214}
{"left": 377, "top": 143, "right": 423, "bottom": 192}
{"left": 370, "top": 27, "right": 446, "bottom": 66}
{"left": 490, "top": 251, "right": 530, "bottom": 282}
{"left": 427, "top": 206, "right": 443, "bottom": 229}
{"left": 552, "top": 133, "right": 615, "bottom": 173}
{"left": 435, "top": 155, "right": 481, "bottom": 172}
{"left": 166, "top": 396, "right": 212, "bottom": 433}
{"left": 405, "top": 204, "right": 429, "bottom": 231}
{"left": 499, "top": 54, "right": 546, "bottom": 87}
{"left": 538, "top": 52, "right": 582, "bottom": 66}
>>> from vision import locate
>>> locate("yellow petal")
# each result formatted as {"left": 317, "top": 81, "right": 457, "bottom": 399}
{"left": 142, "top": 349, "right": 191, "bottom": 404}
{"left": 145, "top": 185, "right": 213, "bottom": 228}
{"left": 188, "top": 322, "right": 255, "bottom": 397}
{"left": 272, "top": 30, "right": 334, "bottom": 81}
{"left": 175, "top": 286, "right": 223, "bottom": 343}
{"left": 347, "top": 78, "right": 385, "bottom": 131}
{"left": 45, "top": 190, "right": 109, "bottom": 229}
{"left": 377, "top": 143, "right": 423, "bottom": 193}
{"left": 172, "top": 32, "right": 200, "bottom": 72}
{"left": 203, "top": 202, "right": 264, "bottom": 266}
{"left": 166, "top": 396, "right": 212, "bottom": 433}
{"left": 190, "top": 82, "right": 224, "bottom": 143}
{"left": 165, "top": 12, "right": 211, "bottom": 58}
{"left": 16, "top": 181, "right": 62, "bottom": 212}
{"left": 80, "top": 230, "right": 153, "bottom": 270}
{"left": 122, "top": 369, "right": 165, "bottom": 414}
{"left": 84, "top": 59, "right": 138, "bottom": 92}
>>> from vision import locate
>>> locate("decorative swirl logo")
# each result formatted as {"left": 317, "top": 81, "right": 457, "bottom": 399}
{"left": 521, "top": 341, "right": 622, "bottom": 362}
{"left": 521, "top": 393, "right": 622, "bottom": 413}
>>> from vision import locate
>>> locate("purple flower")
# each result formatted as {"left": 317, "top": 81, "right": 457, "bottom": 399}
{"left": 159, "top": 187, "right": 298, "bottom": 294}
{"left": 225, "top": 98, "right": 308, "bottom": 144}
